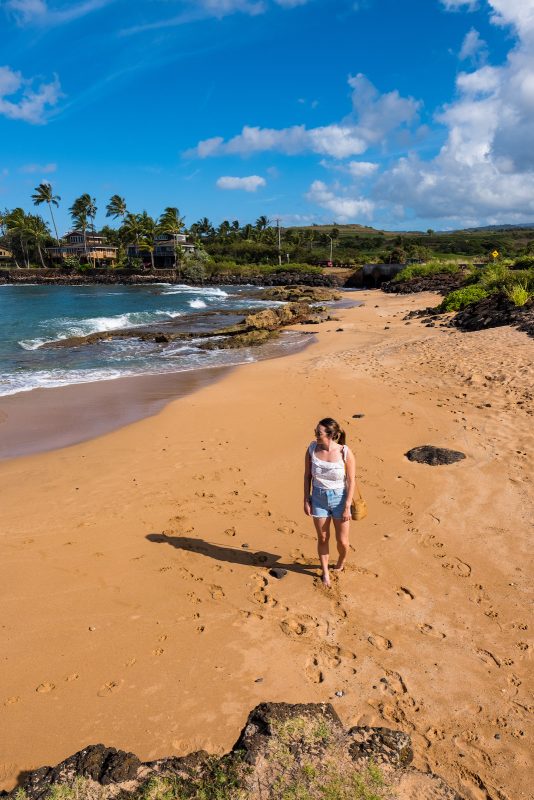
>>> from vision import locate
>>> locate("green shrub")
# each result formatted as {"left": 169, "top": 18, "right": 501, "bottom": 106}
{"left": 393, "top": 260, "right": 461, "bottom": 282}
{"left": 440, "top": 284, "right": 490, "bottom": 312}
{"left": 505, "top": 281, "right": 532, "bottom": 307}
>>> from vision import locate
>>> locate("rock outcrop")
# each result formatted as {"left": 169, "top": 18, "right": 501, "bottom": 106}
{"left": 405, "top": 446, "right": 466, "bottom": 465}
{"left": 382, "top": 273, "right": 467, "bottom": 295}
{"left": 8, "top": 703, "right": 462, "bottom": 800}
{"left": 259, "top": 286, "right": 341, "bottom": 303}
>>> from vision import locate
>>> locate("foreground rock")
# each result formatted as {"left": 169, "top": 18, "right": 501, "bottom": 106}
{"left": 406, "top": 446, "right": 466, "bottom": 466}
{"left": 10, "top": 703, "right": 461, "bottom": 800}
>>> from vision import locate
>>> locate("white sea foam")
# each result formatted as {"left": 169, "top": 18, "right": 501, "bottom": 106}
{"left": 188, "top": 299, "right": 207, "bottom": 309}
{"left": 163, "top": 285, "right": 229, "bottom": 298}
{"left": 17, "top": 309, "right": 183, "bottom": 350}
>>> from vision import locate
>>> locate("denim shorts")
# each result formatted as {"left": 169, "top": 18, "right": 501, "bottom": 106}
{"left": 310, "top": 486, "right": 347, "bottom": 519}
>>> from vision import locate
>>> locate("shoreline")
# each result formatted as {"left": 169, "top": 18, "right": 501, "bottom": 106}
{"left": 0, "top": 332, "right": 316, "bottom": 461}
{"left": 0, "top": 290, "right": 532, "bottom": 800}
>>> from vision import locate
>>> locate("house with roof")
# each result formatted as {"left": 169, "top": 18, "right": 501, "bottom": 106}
{"left": 46, "top": 232, "right": 118, "bottom": 265}
{"left": 127, "top": 233, "right": 195, "bottom": 267}
{"left": 0, "top": 246, "right": 13, "bottom": 264}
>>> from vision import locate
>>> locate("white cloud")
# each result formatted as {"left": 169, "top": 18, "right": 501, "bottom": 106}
{"left": 373, "top": 1, "right": 534, "bottom": 223}
{"left": 459, "top": 28, "right": 488, "bottom": 63}
{"left": 305, "top": 180, "right": 374, "bottom": 221}
{"left": 320, "top": 159, "right": 379, "bottom": 177}
{"left": 0, "top": 65, "right": 62, "bottom": 124}
{"left": 19, "top": 162, "right": 57, "bottom": 173}
{"left": 4, "top": 0, "right": 113, "bottom": 25}
{"left": 186, "top": 74, "right": 420, "bottom": 159}
{"left": 216, "top": 174, "right": 266, "bottom": 191}
{"left": 120, "top": 0, "right": 307, "bottom": 35}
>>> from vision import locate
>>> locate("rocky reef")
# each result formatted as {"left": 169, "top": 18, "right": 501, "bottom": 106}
{"left": 6, "top": 703, "right": 462, "bottom": 800}
{"left": 40, "top": 298, "right": 337, "bottom": 352}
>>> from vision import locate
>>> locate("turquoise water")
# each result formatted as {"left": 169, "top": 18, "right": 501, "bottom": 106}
{"left": 0, "top": 284, "right": 295, "bottom": 396}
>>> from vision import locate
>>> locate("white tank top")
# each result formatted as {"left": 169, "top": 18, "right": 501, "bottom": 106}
{"left": 309, "top": 442, "right": 347, "bottom": 490}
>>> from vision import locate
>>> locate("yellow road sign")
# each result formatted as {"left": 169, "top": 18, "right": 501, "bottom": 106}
{"left": 491, "top": 250, "right": 499, "bottom": 258}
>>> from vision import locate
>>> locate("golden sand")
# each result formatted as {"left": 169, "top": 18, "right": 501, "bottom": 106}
{"left": 0, "top": 290, "right": 532, "bottom": 800}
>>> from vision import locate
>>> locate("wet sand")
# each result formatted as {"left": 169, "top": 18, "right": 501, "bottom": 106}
{"left": 0, "top": 290, "right": 532, "bottom": 800}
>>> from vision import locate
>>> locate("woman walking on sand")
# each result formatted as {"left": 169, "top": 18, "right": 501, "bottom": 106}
{"left": 304, "top": 418, "right": 356, "bottom": 587}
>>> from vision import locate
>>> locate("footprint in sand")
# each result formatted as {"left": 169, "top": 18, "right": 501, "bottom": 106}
{"left": 64, "top": 673, "right": 80, "bottom": 682}
{"left": 368, "top": 634, "right": 393, "bottom": 650}
{"left": 277, "top": 525, "right": 295, "bottom": 535}
{"left": 417, "top": 623, "right": 446, "bottom": 639}
{"left": 209, "top": 585, "right": 225, "bottom": 600}
{"left": 97, "top": 681, "right": 121, "bottom": 697}
{"left": 4, "top": 696, "right": 21, "bottom": 706}
{"left": 354, "top": 566, "right": 379, "bottom": 578}
{"left": 36, "top": 682, "right": 55, "bottom": 694}
{"left": 440, "top": 556, "right": 471, "bottom": 578}
{"left": 396, "top": 586, "right": 415, "bottom": 600}
{"left": 125, "top": 658, "right": 137, "bottom": 667}
{"left": 475, "top": 649, "right": 501, "bottom": 667}
{"left": 152, "top": 648, "right": 165, "bottom": 657}
{"left": 305, "top": 655, "right": 325, "bottom": 684}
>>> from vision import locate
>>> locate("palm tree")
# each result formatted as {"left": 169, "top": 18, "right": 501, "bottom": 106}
{"left": 25, "top": 214, "right": 50, "bottom": 268}
{"left": 158, "top": 207, "right": 185, "bottom": 269}
{"left": 231, "top": 219, "right": 240, "bottom": 233}
{"left": 69, "top": 194, "right": 96, "bottom": 262}
{"left": 106, "top": 195, "right": 128, "bottom": 221}
{"left": 31, "top": 182, "right": 61, "bottom": 246}
{"left": 5, "top": 208, "right": 31, "bottom": 267}
{"left": 217, "top": 220, "right": 231, "bottom": 238}
{"left": 195, "top": 217, "right": 215, "bottom": 239}
{"left": 241, "top": 223, "right": 254, "bottom": 241}
{"left": 255, "top": 215, "right": 270, "bottom": 232}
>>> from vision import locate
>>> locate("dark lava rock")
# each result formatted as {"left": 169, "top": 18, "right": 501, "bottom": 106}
{"left": 453, "top": 292, "right": 534, "bottom": 337}
{"left": 232, "top": 702, "right": 343, "bottom": 766}
{"left": 18, "top": 745, "right": 141, "bottom": 798}
{"left": 406, "top": 446, "right": 466, "bottom": 465}
{"left": 382, "top": 272, "right": 467, "bottom": 295}
{"left": 269, "top": 568, "right": 288, "bottom": 579}
{"left": 348, "top": 726, "right": 413, "bottom": 767}
{"left": 352, "top": 413, "right": 365, "bottom": 419}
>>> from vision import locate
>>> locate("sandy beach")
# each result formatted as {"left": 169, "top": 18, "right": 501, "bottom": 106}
{"left": 0, "top": 289, "right": 532, "bottom": 800}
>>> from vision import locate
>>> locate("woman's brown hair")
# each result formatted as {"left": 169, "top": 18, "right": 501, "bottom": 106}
{"left": 317, "top": 417, "right": 346, "bottom": 446}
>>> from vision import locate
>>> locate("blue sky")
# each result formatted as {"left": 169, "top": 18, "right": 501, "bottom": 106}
{"left": 1, "top": 0, "right": 533, "bottom": 232}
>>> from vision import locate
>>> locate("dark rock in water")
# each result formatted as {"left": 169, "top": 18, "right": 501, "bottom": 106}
{"left": 269, "top": 568, "right": 287, "bottom": 579}
{"left": 18, "top": 745, "right": 141, "bottom": 798}
{"left": 348, "top": 726, "right": 413, "bottom": 767}
{"left": 406, "top": 446, "right": 466, "bottom": 465}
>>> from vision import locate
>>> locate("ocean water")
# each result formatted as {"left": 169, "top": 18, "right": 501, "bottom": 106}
{"left": 0, "top": 283, "right": 303, "bottom": 397}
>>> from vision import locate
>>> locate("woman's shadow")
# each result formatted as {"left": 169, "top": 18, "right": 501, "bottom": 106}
{"left": 146, "top": 533, "right": 318, "bottom": 579}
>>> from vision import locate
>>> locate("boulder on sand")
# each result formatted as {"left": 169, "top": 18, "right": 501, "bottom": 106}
{"left": 405, "top": 446, "right": 466, "bottom": 465}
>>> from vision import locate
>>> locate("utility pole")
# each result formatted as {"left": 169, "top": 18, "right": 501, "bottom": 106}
{"left": 327, "top": 235, "right": 333, "bottom": 262}
{"left": 276, "top": 217, "right": 282, "bottom": 266}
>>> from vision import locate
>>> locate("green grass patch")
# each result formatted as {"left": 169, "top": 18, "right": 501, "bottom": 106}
{"left": 505, "top": 281, "right": 533, "bottom": 307}
{"left": 439, "top": 284, "right": 490, "bottom": 311}
{"left": 393, "top": 260, "right": 462, "bottom": 282}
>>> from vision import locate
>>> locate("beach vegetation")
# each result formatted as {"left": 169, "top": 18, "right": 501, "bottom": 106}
{"left": 31, "top": 182, "right": 61, "bottom": 246}
{"left": 392, "top": 259, "right": 462, "bottom": 282}
{"left": 439, "top": 285, "right": 490, "bottom": 311}
{"left": 505, "top": 281, "right": 533, "bottom": 307}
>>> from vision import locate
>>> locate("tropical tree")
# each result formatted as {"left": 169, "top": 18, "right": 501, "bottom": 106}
{"left": 25, "top": 214, "right": 50, "bottom": 267}
{"left": 69, "top": 194, "right": 97, "bottom": 262}
{"left": 158, "top": 207, "right": 185, "bottom": 268}
{"left": 195, "top": 217, "right": 215, "bottom": 239}
{"left": 31, "top": 182, "right": 61, "bottom": 246}
{"left": 217, "top": 220, "right": 231, "bottom": 238}
{"left": 106, "top": 195, "right": 128, "bottom": 221}
{"left": 255, "top": 215, "right": 270, "bottom": 232}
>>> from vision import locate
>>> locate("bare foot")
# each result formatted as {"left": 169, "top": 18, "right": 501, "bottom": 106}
{"left": 321, "top": 571, "right": 331, "bottom": 588}
{"left": 331, "top": 563, "right": 345, "bottom": 572}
